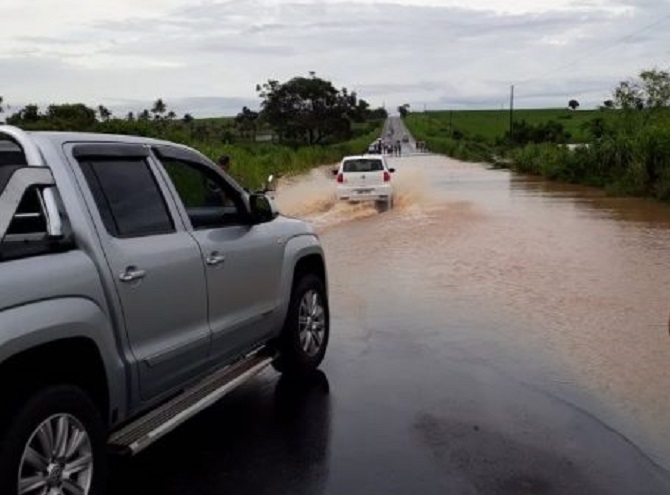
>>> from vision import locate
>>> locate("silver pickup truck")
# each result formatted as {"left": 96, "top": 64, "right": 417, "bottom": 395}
{"left": 0, "top": 126, "right": 330, "bottom": 495}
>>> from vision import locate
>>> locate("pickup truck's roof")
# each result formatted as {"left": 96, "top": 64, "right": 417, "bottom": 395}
{"left": 28, "top": 131, "right": 186, "bottom": 149}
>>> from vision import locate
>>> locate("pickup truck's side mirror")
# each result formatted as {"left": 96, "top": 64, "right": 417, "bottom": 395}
{"left": 249, "top": 193, "right": 278, "bottom": 224}
{"left": 331, "top": 169, "right": 339, "bottom": 176}
{"left": 389, "top": 168, "right": 396, "bottom": 173}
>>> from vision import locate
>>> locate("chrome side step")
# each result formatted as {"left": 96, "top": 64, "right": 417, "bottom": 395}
{"left": 109, "top": 351, "right": 274, "bottom": 455}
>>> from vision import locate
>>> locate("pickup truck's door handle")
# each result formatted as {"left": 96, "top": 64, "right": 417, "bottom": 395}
{"left": 205, "top": 251, "right": 226, "bottom": 266}
{"left": 206, "top": 253, "right": 226, "bottom": 266}
{"left": 119, "top": 267, "right": 146, "bottom": 283}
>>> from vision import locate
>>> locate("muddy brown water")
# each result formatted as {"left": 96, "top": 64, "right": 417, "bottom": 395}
{"left": 277, "top": 153, "right": 670, "bottom": 470}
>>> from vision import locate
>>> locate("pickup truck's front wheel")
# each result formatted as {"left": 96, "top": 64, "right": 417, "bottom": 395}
{"left": 273, "top": 274, "right": 329, "bottom": 375}
{"left": 0, "top": 385, "right": 107, "bottom": 495}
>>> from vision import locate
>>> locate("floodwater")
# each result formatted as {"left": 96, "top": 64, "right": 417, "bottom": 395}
{"left": 111, "top": 144, "right": 670, "bottom": 494}
{"left": 278, "top": 151, "right": 670, "bottom": 470}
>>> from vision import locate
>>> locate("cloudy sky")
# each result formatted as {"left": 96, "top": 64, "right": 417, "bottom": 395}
{"left": 1, "top": 0, "right": 669, "bottom": 117}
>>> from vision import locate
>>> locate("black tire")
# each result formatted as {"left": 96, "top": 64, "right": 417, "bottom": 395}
{"left": 273, "top": 274, "right": 330, "bottom": 375}
{"left": 375, "top": 198, "right": 393, "bottom": 213}
{"left": 0, "top": 385, "right": 107, "bottom": 495}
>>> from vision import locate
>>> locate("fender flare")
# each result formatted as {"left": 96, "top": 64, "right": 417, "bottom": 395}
{"left": 0, "top": 297, "right": 127, "bottom": 420}
{"left": 271, "top": 234, "right": 327, "bottom": 335}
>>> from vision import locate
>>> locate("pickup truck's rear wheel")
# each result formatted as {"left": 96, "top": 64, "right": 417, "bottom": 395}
{"left": 0, "top": 385, "right": 107, "bottom": 495}
{"left": 273, "top": 274, "right": 329, "bottom": 375}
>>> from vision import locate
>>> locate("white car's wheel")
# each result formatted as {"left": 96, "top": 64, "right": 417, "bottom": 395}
{"left": 375, "top": 198, "right": 393, "bottom": 213}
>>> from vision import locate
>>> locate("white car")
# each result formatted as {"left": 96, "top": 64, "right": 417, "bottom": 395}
{"left": 333, "top": 155, "right": 395, "bottom": 211}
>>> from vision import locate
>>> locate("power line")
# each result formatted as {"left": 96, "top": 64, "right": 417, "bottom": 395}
{"left": 518, "top": 12, "right": 670, "bottom": 86}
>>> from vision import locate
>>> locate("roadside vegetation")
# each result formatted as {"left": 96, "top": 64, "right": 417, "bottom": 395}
{"left": 404, "top": 68, "right": 670, "bottom": 200}
{"left": 405, "top": 107, "right": 606, "bottom": 162}
{"left": 0, "top": 73, "right": 386, "bottom": 189}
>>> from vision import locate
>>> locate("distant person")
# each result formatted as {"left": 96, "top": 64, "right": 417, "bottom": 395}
{"left": 217, "top": 155, "right": 231, "bottom": 174}
{"left": 216, "top": 154, "right": 250, "bottom": 192}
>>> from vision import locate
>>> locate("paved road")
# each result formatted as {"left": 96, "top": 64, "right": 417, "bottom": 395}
{"left": 377, "top": 115, "right": 416, "bottom": 156}
{"left": 109, "top": 119, "right": 670, "bottom": 495}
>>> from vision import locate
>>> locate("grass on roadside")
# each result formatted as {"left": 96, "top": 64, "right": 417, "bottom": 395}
{"left": 190, "top": 125, "right": 383, "bottom": 189}
{"left": 407, "top": 109, "right": 600, "bottom": 145}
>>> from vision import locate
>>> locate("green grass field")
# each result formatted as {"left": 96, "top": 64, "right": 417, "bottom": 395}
{"left": 407, "top": 109, "right": 601, "bottom": 144}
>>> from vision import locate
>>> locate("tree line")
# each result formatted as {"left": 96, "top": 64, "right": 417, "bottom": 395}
{"left": 403, "top": 67, "right": 670, "bottom": 201}
{"left": 509, "top": 68, "right": 670, "bottom": 200}
{"left": 0, "top": 73, "right": 387, "bottom": 148}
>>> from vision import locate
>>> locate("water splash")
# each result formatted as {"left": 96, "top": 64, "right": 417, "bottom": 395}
{"left": 274, "top": 161, "right": 439, "bottom": 228}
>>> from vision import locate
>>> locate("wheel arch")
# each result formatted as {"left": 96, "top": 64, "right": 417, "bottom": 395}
{"left": 0, "top": 297, "right": 128, "bottom": 428}
{"left": 0, "top": 338, "right": 110, "bottom": 425}
{"left": 271, "top": 235, "right": 328, "bottom": 338}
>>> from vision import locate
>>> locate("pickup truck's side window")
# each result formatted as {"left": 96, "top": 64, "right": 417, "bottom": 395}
{"left": 160, "top": 158, "right": 246, "bottom": 229}
{"left": 78, "top": 158, "right": 175, "bottom": 238}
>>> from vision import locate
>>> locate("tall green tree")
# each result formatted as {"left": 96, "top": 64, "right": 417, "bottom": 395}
{"left": 98, "top": 105, "right": 112, "bottom": 121}
{"left": 613, "top": 69, "right": 670, "bottom": 111}
{"left": 256, "top": 73, "right": 365, "bottom": 145}
{"left": 45, "top": 104, "right": 97, "bottom": 129}
{"left": 8, "top": 103, "right": 96, "bottom": 130}
{"left": 151, "top": 98, "right": 167, "bottom": 120}
{"left": 8, "top": 104, "right": 40, "bottom": 124}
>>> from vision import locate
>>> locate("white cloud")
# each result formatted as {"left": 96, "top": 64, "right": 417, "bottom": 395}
{"left": 0, "top": 0, "right": 666, "bottom": 116}
{"left": 293, "top": 0, "right": 633, "bottom": 15}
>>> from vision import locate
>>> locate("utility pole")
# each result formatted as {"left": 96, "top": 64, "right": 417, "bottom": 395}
{"left": 509, "top": 85, "right": 515, "bottom": 136}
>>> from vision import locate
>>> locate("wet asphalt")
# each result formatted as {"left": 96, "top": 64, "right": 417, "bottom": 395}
{"left": 108, "top": 120, "right": 670, "bottom": 495}
{"left": 108, "top": 301, "right": 670, "bottom": 495}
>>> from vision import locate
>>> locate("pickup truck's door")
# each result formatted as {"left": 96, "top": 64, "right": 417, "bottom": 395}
{"left": 153, "top": 149, "right": 284, "bottom": 361}
{"left": 71, "top": 144, "right": 211, "bottom": 401}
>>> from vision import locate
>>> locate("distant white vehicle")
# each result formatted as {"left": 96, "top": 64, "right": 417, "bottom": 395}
{"left": 333, "top": 155, "right": 395, "bottom": 211}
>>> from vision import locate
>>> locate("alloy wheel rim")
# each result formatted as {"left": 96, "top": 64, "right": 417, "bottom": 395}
{"left": 298, "top": 290, "right": 326, "bottom": 357}
{"left": 18, "top": 413, "right": 93, "bottom": 495}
